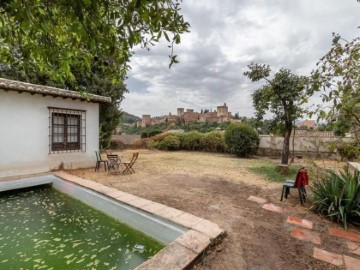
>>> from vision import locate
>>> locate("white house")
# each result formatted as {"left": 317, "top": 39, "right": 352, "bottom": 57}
{"left": 0, "top": 78, "right": 111, "bottom": 178}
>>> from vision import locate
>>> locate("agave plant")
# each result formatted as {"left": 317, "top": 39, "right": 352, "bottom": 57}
{"left": 310, "top": 168, "right": 360, "bottom": 230}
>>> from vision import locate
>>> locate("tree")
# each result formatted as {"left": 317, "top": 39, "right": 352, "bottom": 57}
{"left": 311, "top": 34, "right": 360, "bottom": 142}
{"left": 224, "top": 123, "right": 259, "bottom": 157}
{"left": 0, "top": 0, "right": 189, "bottom": 145}
{"left": 0, "top": 0, "right": 189, "bottom": 84}
{"left": 244, "top": 63, "right": 308, "bottom": 164}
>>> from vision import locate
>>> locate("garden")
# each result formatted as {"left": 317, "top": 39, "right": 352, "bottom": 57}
{"left": 70, "top": 148, "right": 359, "bottom": 269}
{"left": 127, "top": 121, "right": 360, "bottom": 232}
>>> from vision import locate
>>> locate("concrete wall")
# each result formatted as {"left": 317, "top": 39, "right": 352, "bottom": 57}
{"left": 0, "top": 91, "right": 99, "bottom": 178}
{"left": 257, "top": 135, "right": 353, "bottom": 159}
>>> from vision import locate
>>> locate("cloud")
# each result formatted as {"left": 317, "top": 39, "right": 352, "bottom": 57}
{"left": 121, "top": 0, "right": 360, "bottom": 118}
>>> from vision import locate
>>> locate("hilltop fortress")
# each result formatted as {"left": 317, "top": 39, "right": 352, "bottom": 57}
{"left": 136, "top": 103, "right": 234, "bottom": 127}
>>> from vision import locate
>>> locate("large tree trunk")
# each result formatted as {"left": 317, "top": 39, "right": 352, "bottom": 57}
{"left": 281, "top": 126, "right": 292, "bottom": 165}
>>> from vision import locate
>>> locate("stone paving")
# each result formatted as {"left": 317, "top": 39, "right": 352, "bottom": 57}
{"left": 247, "top": 195, "right": 360, "bottom": 269}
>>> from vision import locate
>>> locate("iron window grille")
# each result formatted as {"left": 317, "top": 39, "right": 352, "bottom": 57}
{"left": 48, "top": 107, "right": 86, "bottom": 154}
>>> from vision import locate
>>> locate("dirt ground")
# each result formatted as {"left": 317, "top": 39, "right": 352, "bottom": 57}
{"left": 69, "top": 149, "right": 355, "bottom": 270}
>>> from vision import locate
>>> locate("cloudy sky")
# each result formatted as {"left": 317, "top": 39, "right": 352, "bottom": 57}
{"left": 122, "top": 0, "right": 360, "bottom": 118}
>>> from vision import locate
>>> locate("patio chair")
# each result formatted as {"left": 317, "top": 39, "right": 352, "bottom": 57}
{"left": 95, "top": 151, "right": 108, "bottom": 172}
{"left": 122, "top": 152, "right": 139, "bottom": 174}
{"left": 280, "top": 167, "right": 308, "bottom": 204}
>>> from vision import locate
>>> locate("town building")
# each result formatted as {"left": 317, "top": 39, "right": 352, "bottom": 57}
{"left": 297, "top": 119, "right": 318, "bottom": 129}
{"left": 136, "top": 103, "right": 233, "bottom": 127}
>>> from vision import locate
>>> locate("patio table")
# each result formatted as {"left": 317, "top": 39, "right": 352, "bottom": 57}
{"left": 107, "top": 154, "right": 122, "bottom": 174}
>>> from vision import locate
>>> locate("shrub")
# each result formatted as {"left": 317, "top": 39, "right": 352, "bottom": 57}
{"left": 335, "top": 142, "right": 360, "bottom": 161}
{"left": 141, "top": 129, "right": 162, "bottom": 138}
{"left": 224, "top": 124, "right": 259, "bottom": 157}
{"left": 158, "top": 135, "right": 180, "bottom": 151}
{"left": 179, "top": 131, "right": 203, "bottom": 151}
{"left": 199, "top": 131, "right": 225, "bottom": 152}
{"left": 310, "top": 169, "right": 360, "bottom": 230}
{"left": 147, "top": 139, "right": 159, "bottom": 149}
{"left": 150, "top": 133, "right": 171, "bottom": 142}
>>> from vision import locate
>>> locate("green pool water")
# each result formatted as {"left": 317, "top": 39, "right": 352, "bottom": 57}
{"left": 0, "top": 186, "right": 164, "bottom": 270}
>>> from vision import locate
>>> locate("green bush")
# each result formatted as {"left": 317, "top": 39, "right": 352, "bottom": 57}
{"left": 310, "top": 169, "right": 360, "bottom": 230}
{"left": 149, "top": 133, "right": 171, "bottom": 142}
{"left": 158, "top": 135, "right": 180, "bottom": 151}
{"left": 179, "top": 131, "right": 203, "bottom": 151}
{"left": 147, "top": 130, "right": 225, "bottom": 153}
{"left": 147, "top": 139, "right": 159, "bottom": 149}
{"left": 199, "top": 131, "right": 225, "bottom": 152}
{"left": 224, "top": 124, "right": 259, "bottom": 157}
{"left": 336, "top": 142, "right": 360, "bottom": 161}
{"left": 141, "top": 129, "right": 162, "bottom": 138}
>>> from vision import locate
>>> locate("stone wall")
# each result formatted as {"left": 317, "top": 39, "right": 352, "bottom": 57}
{"left": 257, "top": 135, "right": 353, "bottom": 159}
{"left": 111, "top": 134, "right": 142, "bottom": 147}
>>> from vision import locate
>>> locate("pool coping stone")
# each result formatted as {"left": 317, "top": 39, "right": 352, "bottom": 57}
{"left": 52, "top": 171, "right": 226, "bottom": 269}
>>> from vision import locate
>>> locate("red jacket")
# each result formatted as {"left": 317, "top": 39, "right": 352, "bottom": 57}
{"left": 295, "top": 171, "right": 309, "bottom": 187}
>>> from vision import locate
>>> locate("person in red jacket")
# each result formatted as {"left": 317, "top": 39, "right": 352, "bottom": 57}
{"left": 296, "top": 167, "right": 309, "bottom": 187}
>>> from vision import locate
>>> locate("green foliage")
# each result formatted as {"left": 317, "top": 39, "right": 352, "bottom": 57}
{"left": 0, "top": 1, "right": 189, "bottom": 148}
{"left": 199, "top": 131, "right": 225, "bottom": 152}
{"left": 311, "top": 34, "right": 360, "bottom": 142}
{"left": 239, "top": 117, "right": 284, "bottom": 135}
{"left": 158, "top": 135, "right": 180, "bottom": 151}
{"left": 123, "top": 120, "right": 229, "bottom": 137}
{"left": 147, "top": 140, "right": 159, "bottom": 149}
{"left": 179, "top": 131, "right": 203, "bottom": 151}
{"left": 123, "top": 122, "right": 176, "bottom": 135}
{"left": 183, "top": 121, "right": 219, "bottom": 133}
{"left": 123, "top": 123, "right": 162, "bottom": 135}
{"left": 335, "top": 142, "right": 360, "bottom": 161}
{"left": 89, "top": 75, "right": 126, "bottom": 148}
{"left": 148, "top": 131, "right": 225, "bottom": 153}
{"left": 310, "top": 169, "right": 360, "bottom": 230}
{"left": 141, "top": 129, "right": 162, "bottom": 138}
{"left": 0, "top": 0, "right": 190, "bottom": 83}
{"left": 121, "top": 112, "right": 141, "bottom": 125}
{"left": 248, "top": 164, "right": 302, "bottom": 182}
{"left": 150, "top": 133, "right": 171, "bottom": 142}
{"left": 244, "top": 63, "right": 309, "bottom": 164}
{"left": 224, "top": 124, "right": 259, "bottom": 157}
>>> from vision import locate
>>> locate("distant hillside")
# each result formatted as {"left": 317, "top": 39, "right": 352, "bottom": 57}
{"left": 121, "top": 111, "right": 141, "bottom": 124}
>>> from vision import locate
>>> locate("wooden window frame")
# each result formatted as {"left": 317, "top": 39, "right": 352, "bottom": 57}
{"left": 48, "top": 107, "right": 86, "bottom": 154}
{"left": 52, "top": 113, "right": 81, "bottom": 151}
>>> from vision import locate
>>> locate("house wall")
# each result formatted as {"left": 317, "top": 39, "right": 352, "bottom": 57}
{"left": 0, "top": 91, "right": 99, "bottom": 178}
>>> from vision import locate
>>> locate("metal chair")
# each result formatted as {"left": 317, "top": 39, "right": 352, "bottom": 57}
{"left": 95, "top": 151, "right": 108, "bottom": 172}
{"left": 280, "top": 168, "right": 308, "bottom": 205}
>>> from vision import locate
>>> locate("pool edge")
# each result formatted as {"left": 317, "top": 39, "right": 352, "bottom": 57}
{"left": 52, "top": 171, "right": 226, "bottom": 270}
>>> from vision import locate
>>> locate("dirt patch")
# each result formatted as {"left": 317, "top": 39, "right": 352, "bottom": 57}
{"left": 69, "top": 150, "right": 352, "bottom": 270}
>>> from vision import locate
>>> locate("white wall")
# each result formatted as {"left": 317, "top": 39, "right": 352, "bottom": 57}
{"left": 258, "top": 135, "right": 353, "bottom": 158}
{"left": 0, "top": 91, "right": 100, "bottom": 178}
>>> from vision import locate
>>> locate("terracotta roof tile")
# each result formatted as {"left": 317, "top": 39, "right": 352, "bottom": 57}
{"left": 0, "top": 78, "right": 111, "bottom": 103}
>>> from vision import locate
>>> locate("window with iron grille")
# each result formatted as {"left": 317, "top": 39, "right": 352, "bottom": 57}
{"left": 48, "top": 107, "right": 86, "bottom": 153}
